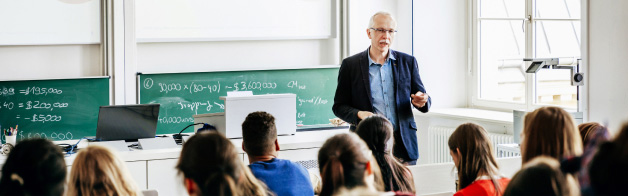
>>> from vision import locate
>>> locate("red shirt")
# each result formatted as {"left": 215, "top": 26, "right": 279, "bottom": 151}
{"left": 454, "top": 178, "right": 510, "bottom": 196}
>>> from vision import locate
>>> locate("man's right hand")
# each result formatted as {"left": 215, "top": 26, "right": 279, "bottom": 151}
{"left": 357, "top": 111, "right": 374, "bottom": 120}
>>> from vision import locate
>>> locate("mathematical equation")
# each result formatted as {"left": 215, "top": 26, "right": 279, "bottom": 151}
{"left": 0, "top": 101, "right": 69, "bottom": 111}
{"left": 1, "top": 131, "right": 74, "bottom": 142}
{"left": 142, "top": 78, "right": 307, "bottom": 95}
{"left": 141, "top": 75, "right": 338, "bottom": 128}
{"left": 1, "top": 86, "right": 63, "bottom": 96}
{"left": 0, "top": 100, "right": 69, "bottom": 123}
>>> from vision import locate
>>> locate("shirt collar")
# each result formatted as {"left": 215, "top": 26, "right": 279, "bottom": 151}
{"left": 368, "top": 48, "right": 396, "bottom": 66}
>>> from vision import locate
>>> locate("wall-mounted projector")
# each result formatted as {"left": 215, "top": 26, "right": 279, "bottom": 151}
{"left": 524, "top": 57, "right": 583, "bottom": 86}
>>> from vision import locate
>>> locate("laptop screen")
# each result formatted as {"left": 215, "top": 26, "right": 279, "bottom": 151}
{"left": 96, "top": 104, "right": 160, "bottom": 141}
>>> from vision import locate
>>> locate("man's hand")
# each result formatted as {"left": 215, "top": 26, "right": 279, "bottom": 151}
{"left": 357, "top": 111, "right": 374, "bottom": 120}
{"left": 411, "top": 91, "right": 429, "bottom": 108}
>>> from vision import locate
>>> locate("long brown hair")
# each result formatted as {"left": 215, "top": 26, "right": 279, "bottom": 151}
{"left": 448, "top": 123, "right": 502, "bottom": 194}
{"left": 521, "top": 106, "right": 582, "bottom": 164}
{"left": 318, "top": 133, "right": 381, "bottom": 196}
{"left": 577, "top": 122, "right": 603, "bottom": 147}
{"left": 177, "top": 131, "right": 268, "bottom": 196}
{"left": 355, "top": 115, "right": 415, "bottom": 193}
{"left": 67, "top": 145, "right": 142, "bottom": 196}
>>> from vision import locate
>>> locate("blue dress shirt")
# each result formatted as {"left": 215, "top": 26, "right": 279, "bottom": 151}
{"left": 368, "top": 49, "right": 399, "bottom": 132}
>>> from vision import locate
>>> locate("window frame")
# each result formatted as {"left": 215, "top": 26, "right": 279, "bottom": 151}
{"left": 469, "top": 0, "right": 582, "bottom": 112}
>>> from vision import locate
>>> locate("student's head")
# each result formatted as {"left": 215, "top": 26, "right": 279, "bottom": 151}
{"left": 588, "top": 121, "right": 628, "bottom": 195}
{"left": 521, "top": 106, "right": 582, "bottom": 164}
{"left": 448, "top": 123, "right": 501, "bottom": 192}
{"left": 355, "top": 115, "right": 415, "bottom": 193}
{"left": 177, "top": 131, "right": 241, "bottom": 196}
{"left": 242, "top": 111, "right": 278, "bottom": 157}
{"left": 0, "top": 138, "right": 66, "bottom": 196}
{"left": 367, "top": 11, "right": 397, "bottom": 54}
{"left": 177, "top": 131, "right": 268, "bottom": 196}
{"left": 577, "top": 122, "right": 604, "bottom": 147}
{"left": 67, "top": 145, "right": 141, "bottom": 196}
{"left": 318, "top": 133, "right": 382, "bottom": 196}
{"left": 503, "top": 156, "right": 574, "bottom": 196}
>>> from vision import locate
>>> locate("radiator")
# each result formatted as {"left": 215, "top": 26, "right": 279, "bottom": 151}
{"left": 427, "top": 126, "right": 516, "bottom": 164}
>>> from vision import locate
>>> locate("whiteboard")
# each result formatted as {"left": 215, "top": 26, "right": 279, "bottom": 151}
{"left": 135, "top": 0, "right": 335, "bottom": 42}
{"left": 0, "top": 0, "right": 101, "bottom": 45}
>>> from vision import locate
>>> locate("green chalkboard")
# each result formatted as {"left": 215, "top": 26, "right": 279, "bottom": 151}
{"left": 0, "top": 77, "right": 110, "bottom": 141}
{"left": 138, "top": 67, "right": 339, "bottom": 134}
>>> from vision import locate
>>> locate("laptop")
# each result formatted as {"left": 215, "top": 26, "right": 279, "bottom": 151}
{"left": 95, "top": 104, "right": 160, "bottom": 142}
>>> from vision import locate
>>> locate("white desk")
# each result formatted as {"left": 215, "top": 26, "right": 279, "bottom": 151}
{"left": 409, "top": 156, "right": 522, "bottom": 196}
{"left": 0, "top": 128, "right": 348, "bottom": 196}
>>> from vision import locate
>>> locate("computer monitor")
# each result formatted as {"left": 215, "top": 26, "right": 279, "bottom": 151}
{"left": 96, "top": 104, "right": 160, "bottom": 141}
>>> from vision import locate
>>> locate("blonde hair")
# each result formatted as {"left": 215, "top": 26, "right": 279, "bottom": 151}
{"left": 67, "top": 145, "right": 142, "bottom": 196}
{"left": 521, "top": 107, "right": 583, "bottom": 164}
{"left": 237, "top": 163, "right": 271, "bottom": 196}
{"left": 448, "top": 123, "right": 503, "bottom": 195}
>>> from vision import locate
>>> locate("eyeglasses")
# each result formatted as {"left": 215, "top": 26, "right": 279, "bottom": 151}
{"left": 369, "top": 28, "right": 397, "bottom": 34}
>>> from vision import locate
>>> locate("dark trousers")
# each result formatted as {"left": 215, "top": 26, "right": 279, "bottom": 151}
{"left": 393, "top": 130, "right": 417, "bottom": 165}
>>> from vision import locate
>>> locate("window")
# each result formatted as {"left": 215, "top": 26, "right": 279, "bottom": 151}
{"left": 473, "top": 0, "right": 581, "bottom": 110}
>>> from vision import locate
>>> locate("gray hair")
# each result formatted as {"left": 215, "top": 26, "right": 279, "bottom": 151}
{"left": 368, "top": 11, "right": 397, "bottom": 29}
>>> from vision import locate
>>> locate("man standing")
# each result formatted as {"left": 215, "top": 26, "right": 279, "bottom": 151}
{"left": 333, "top": 11, "right": 431, "bottom": 165}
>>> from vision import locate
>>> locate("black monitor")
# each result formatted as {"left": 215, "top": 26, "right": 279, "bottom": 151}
{"left": 95, "top": 104, "right": 160, "bottom": 141}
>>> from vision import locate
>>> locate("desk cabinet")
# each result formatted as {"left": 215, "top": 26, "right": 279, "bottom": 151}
{"left": 147, "top": 159, "right": 185, "bottom": 196}
{"left": 127, "top": 161, "right": 148, "bottom": 190}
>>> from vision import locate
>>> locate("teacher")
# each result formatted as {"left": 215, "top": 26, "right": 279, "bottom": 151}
{"left": 333, "top": 11, "right": 431, "bottom": 165}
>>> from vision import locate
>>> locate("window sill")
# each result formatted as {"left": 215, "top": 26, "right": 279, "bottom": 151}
{"left": 413, "top": 108, "right": 513, "bottom": 125}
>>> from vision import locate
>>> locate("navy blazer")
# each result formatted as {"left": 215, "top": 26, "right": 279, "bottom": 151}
{"left": 332, "top": 48, "right": 431, "bottom": 160}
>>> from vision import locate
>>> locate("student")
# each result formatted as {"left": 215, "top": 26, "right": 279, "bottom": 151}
{"left": 177, "top": 131, "right": 269, "bottom": 196}
{"left": 503, "top": 156, "right": 576, "bottom": 196}
{"left": 0, "top": 138, "right": 66, "bottom": 196}
{"left": 588, "top": 122, "right": 628, "bottom": 196}
{"left": 448, "top": 123, "right": 509, "bottom": 196}
{"left": 521, "top": 106, "right": 583, "bottom": 164}
{"left": 242, "top": 111, "right": 314, "bottom": 196}
{"left": 355, "top": 115, "right": 415, "bottom": 194}
{"left": 576, "top": 123, "right": 610, "bottom": 194}
{"left": 577, "top": 122, "right": 604, "bottom": 147}
{"left": 318, "top": 133, "right": 387, "bottom": 196}
{"left": 66, "top": 145, "right": 142, "bottom": 196}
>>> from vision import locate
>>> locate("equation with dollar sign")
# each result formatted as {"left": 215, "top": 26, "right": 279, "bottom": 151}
{"left": 0, "top": 77, "right": 110, "bottom": 141}
{"left": 138, "top": 67, "right": 339, "bottom": 135}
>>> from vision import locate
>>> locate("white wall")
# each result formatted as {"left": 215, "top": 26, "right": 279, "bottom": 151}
{"left": 0, "top": 0, "right": 416, "bottom": 107}
{"left": 413, "top": 0, "right": 468, "bottom": 108}
{"left": 0, "top": 45, "right": 101, "bottom": 80}
{"left": 136, "top": 39, "right": 339, "bottom": 73}
{"left": 586, "top": 0, "right": 628, "bottom": 132}
{"left": 348, "top": 0, "right": 411, "bottom": 56}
